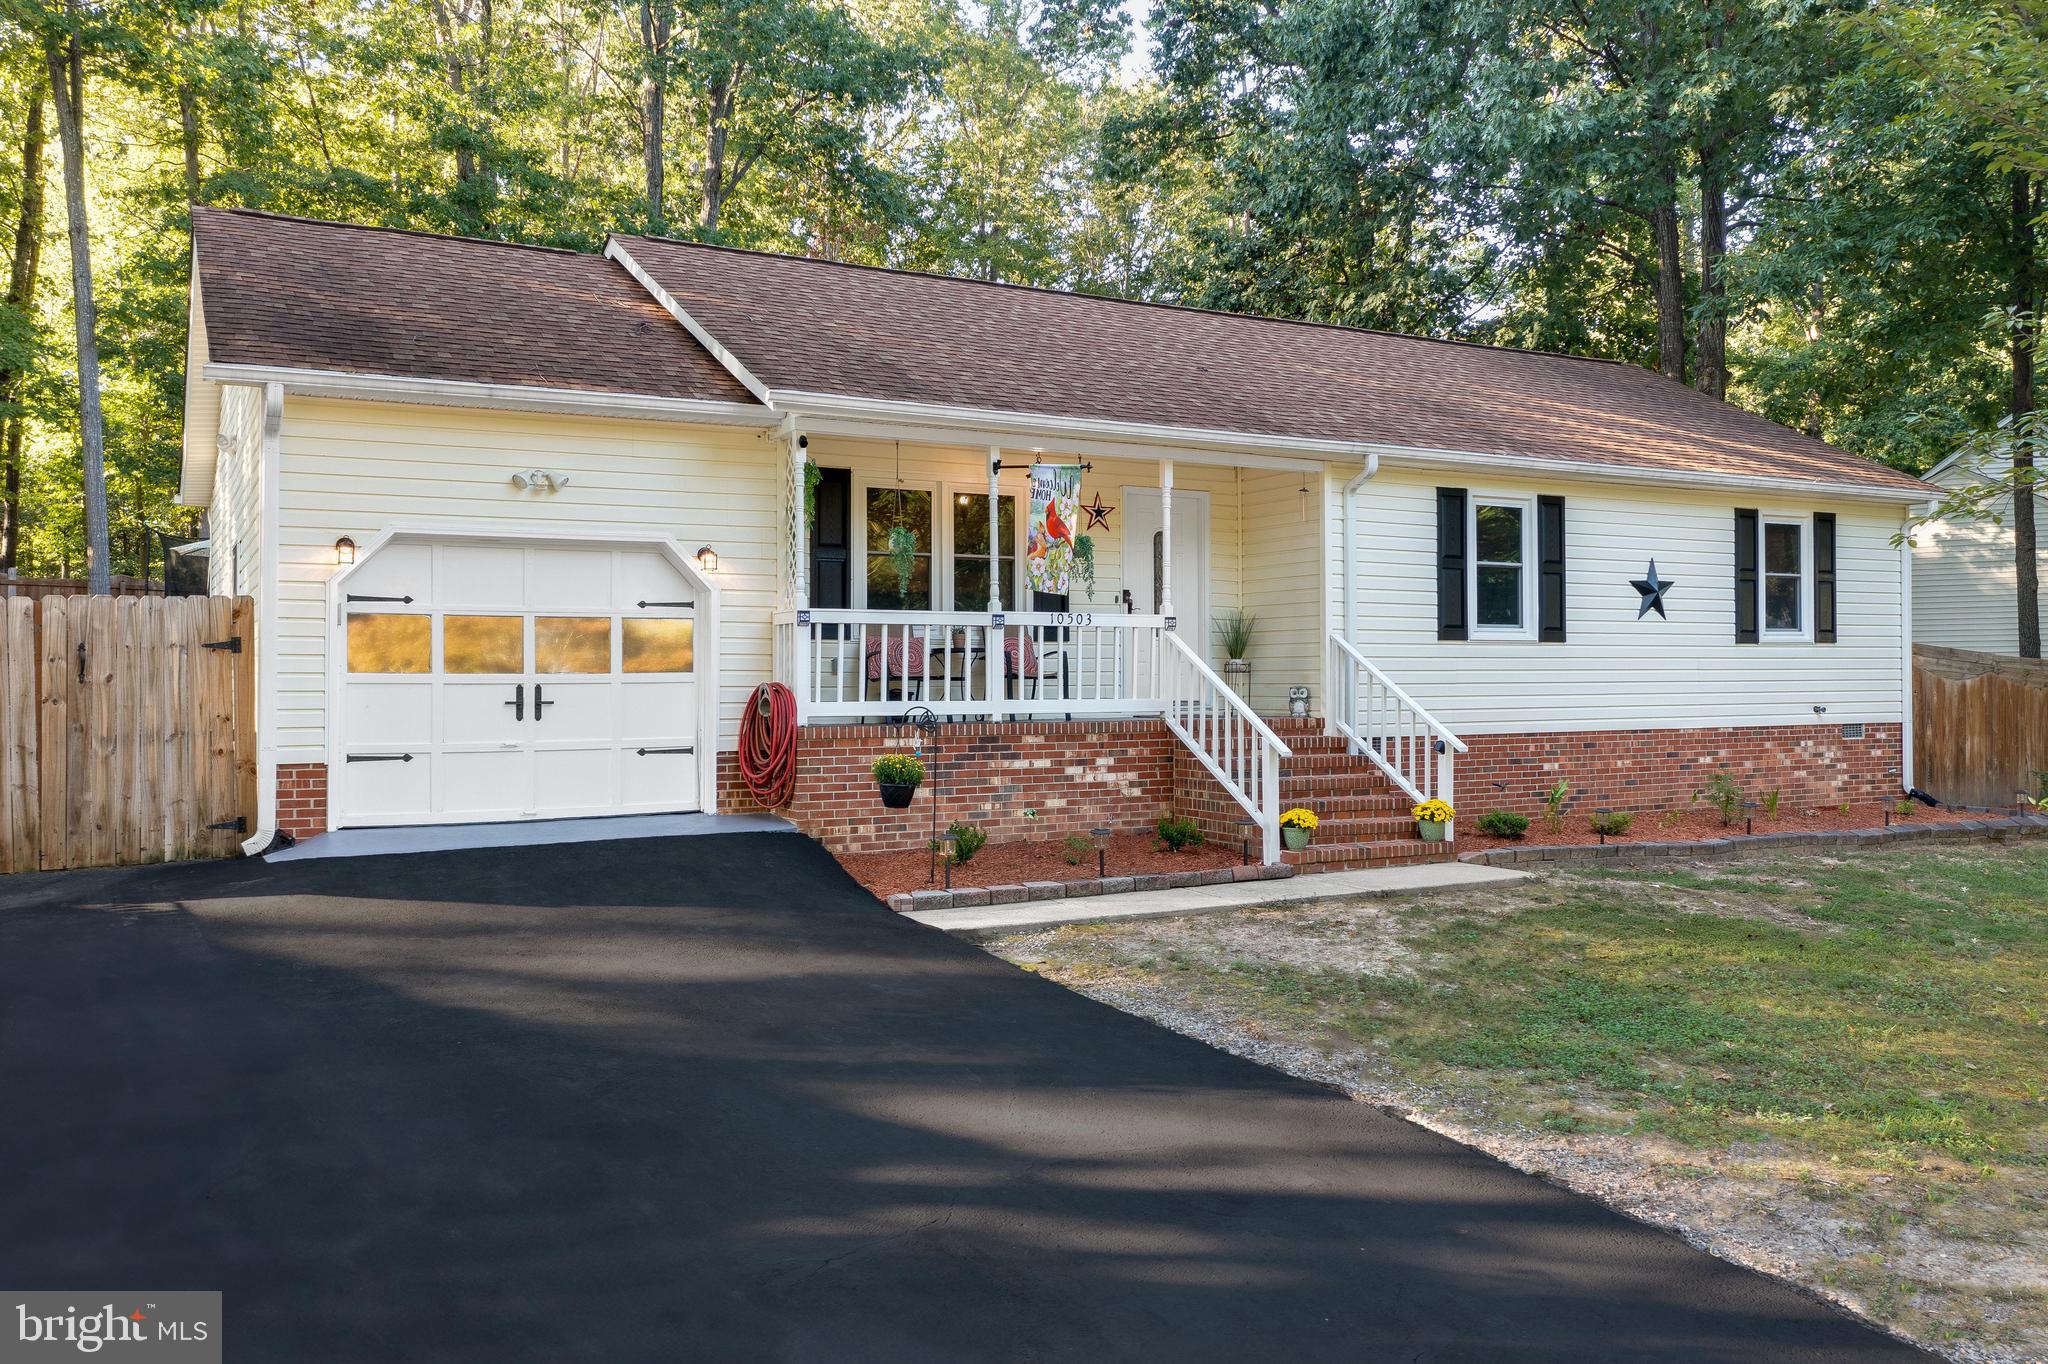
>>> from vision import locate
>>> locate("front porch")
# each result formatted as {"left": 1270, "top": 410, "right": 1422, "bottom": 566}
{"left": 759, "top": 428, "right": 1465, "bottom": 865}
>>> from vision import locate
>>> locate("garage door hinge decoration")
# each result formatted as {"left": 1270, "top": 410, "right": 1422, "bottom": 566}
{"left": 346, "top": 753, "right": 415, "bottom": 762}
{"left": 347, "top": 593, "right": 415, "bottom": 604}
{"left": 636, "top": 599, "right": 693, "bottom": 609}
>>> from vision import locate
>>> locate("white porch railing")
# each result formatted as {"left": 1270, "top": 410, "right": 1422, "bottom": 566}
{"left": 1327, "top": 631, "right": 1466, "bottom": 816}
{"left": 773, "top": 608, "right": 1172, "bottom": 721}
{"left": 1159, "top": 630, "right": 1294, "bottom": 864}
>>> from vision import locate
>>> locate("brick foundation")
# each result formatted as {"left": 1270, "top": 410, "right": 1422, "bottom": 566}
{"left": 1457, "top": 722, "right": 1904, "bottom": 819}
{"left": 276, "top": 762, "right": 329, "bottom": 840}
{"left": 718, "top": 719, "right": 1183, "bottom": 855}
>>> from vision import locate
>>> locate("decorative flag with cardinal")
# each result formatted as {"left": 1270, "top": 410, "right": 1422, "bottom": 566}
{"left": 1026, "top": 463, "right": 1083, "bottom": 597}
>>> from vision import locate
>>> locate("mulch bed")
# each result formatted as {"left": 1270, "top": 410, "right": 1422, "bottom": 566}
{"left": 1457, "top": 800, "right": 1985, "bottom": 855}
{"left": 839, "top": 832, "right": 1244, "bottom": 900}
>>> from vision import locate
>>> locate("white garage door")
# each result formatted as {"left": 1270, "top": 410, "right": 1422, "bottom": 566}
{"left": 337, "top": 539, "right": 703, "bottom": 827}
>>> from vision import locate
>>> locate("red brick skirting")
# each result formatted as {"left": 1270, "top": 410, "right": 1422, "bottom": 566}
{"left": 1457, "top": 723, "right": 1904, "bottom": 819}
{"left": 718, "top": 719, "right": 1182, "bottom": 855}
{"left": 276, "top": 762, "right": 328, "bottom": 840}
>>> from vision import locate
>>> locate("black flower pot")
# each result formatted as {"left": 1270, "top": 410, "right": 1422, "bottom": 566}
{"left": 878, "top": 781, "right": 919, "bottom": 809}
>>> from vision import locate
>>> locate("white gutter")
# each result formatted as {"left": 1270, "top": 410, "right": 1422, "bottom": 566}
{"left": 241, "top": 382, "right": 284, "bottom": 857}
{"left": 201, "top": 363, "right": 779, "bottom": 428}
{"left": 1341, "top": 452, "right": 1381, "bottom": 643}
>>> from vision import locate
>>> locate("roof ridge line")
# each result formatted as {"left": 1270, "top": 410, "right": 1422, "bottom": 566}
{"left": 197, "top": 204, "right": 593, "bottom": 258}
{"left": 611, "top": 233, "right": 1638, "bottom": 370}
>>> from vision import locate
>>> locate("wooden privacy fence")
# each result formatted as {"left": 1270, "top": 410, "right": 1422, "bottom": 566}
{"left": 1914, "top": 644, "right": 2048, "bottom": 808}
{"left": 1, "top": 574, "right": 164, "bottom": 603}
{"left": 0, "top": 595, "right": 256, "bottom": 874}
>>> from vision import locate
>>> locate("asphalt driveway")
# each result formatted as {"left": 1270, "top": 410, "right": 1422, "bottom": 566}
{"left": 0, "top": 834, "right": 1926, "bottom": 1362}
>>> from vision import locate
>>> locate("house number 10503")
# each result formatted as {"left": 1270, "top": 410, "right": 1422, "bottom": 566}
{"left": 1048, "top": 612, "right": 1094, "bottom": 626}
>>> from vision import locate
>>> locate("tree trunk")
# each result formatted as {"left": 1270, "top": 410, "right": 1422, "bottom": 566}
{"left": 46, "top": 27, "right": 111, "bottom": 594}
{"left": 700, "top": 77, "right": 731, "bottom": 233}
{"left": 1651, "top": 189, "right": 1686, "bottom": 383}
{"left": 1694, "top": 147, "right": 1729, "bottom": 400}
{"left": 0, "top": 84, "right": 47, "bottom": 573}
{"left": 639, "top": 0, "right": 669, "bottom": 234}
{"left": 2013, "top": 171, "right": 2041, "bottom": 659}
{"left": 177, "top": 79, "right": 202, "bottom": 202}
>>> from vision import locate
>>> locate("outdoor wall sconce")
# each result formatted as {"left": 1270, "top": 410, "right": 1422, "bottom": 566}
{"left": 696, "top": 545, "right": 719, "bottom": 572}
{"left": 334, "top": 535, "right": 356, "bottom": 567}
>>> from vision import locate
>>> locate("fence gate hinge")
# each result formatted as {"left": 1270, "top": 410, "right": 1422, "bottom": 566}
{"left": 203, "top": 635, "right": 243, "bottom": 653}
{"left": 207, "top": 815, "right": 247, "bottom": 833}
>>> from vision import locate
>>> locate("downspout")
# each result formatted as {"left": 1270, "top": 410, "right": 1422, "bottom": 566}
{"left": 1900, "top": 503, "right": 1924, "bottom": 797}
{"left": 1341, "top": 451, "right": 1381, "bottom": 644}
{"left": 240, "top": 381, "right": 283, "bottom": 856}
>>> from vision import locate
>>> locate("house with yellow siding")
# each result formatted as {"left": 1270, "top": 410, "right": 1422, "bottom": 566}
{"left": 179, "top": 207, "right": 1936, "bottom": 866}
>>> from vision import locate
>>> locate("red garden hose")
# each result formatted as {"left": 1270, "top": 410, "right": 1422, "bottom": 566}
{"left": 738, "top": 682, "right": 799, "bottom": 809}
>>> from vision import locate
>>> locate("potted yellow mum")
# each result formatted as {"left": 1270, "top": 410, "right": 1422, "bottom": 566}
{"left": 1413, "top": 799, "right": 1455, "bottom": 842}
{"left": 1279, "top": 807, "right": 1318, "bottom": 851}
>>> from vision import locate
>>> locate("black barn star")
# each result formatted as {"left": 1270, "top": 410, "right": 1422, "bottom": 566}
{"left": 1081, "top": 492, "right": 1115, "bottom": 531}
{"left": 1632, "top": 560, "right": 1676, "bottom": 619}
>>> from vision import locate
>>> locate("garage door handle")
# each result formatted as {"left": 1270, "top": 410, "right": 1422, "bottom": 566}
{"left": 534, "top": 684, "right": 555, "bottom": 720}
{"left": 505, "top": 683, "right": 524, "bottom": 721}
{"left": 347, "top": 753, "right": 414, "bottom": 763}
{"left": 636, "top": 746, "right": 694, "bottom": 756}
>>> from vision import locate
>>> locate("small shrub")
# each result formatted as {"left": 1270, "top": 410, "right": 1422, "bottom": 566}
{"left": 1695, "top": 771, "right": 1744, "bottom": 826}
{"left": 872, "top": 753, "right": 926, "bottom": 786}
{"left": 1588, "top": 810, "right": 1633, "bottom": 837}
{"left": 947, "top": 822, "right": 987, "bottom": 865}
{"left": 1762, "top": 788, "right": 1782, "bottom": 818}
{"left": 1895, "top": 798, "right": 1916, "bottom": 817}
{"left": 1476, "top": 810, "right": 1530, "bottom": 839}
{"left": 1542, "top": 778, "right": 1570, "bottom": 832}
{"left": 1062, "top": 832, "right": 1092, "bottom": 865}
{"left": 1660, "top": 808, "right": 1686, "bottom": 829}
{"left": 1156, "top": 815, "right": 1205, "bottom": 852}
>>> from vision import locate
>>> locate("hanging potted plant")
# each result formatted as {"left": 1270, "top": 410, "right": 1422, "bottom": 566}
{"left": 1279, "top": 807, "right": 1317, "bottom": 852}
{"left": 873, "top": 752, "right": 926, "bottom": 809}
{"left": 1413, "top": 798, "right": 1455, "bottom": 843}
{"left": 1074, "top": 534, "right": 1097, "bottom": 600}
{"left": 884, "top": 525, "right": 918, "bottom": 598}
{"left": 1213, "top": 609, "right": 1256, "bottom": 689}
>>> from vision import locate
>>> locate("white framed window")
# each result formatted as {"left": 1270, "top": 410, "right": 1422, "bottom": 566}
{"left": 858, "top": 483, "right": 936, "bottom": 610}
{"left": 1469, "top": 494, "right": 1536, "bottom": 638}
{"left": 942, "top": 485, "right": 1022, "bottom": 611}
{"left": 1760, "top": 514, "right": 1811, "bottom": 641}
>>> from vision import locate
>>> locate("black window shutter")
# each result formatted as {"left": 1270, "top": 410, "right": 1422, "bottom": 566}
{"left": 1437, "top": 488, "right": 1468, "bottom": 640}
{"left": 1813, "top": 512, "right": 1837, "bottom": 643}
{"left": 810, "top": 467, "right": 851, "bottom": 636}
{"left": 1734, "top": 508, "right": 1760, "bottom": 644}
{"left": 1537, "top": 495, "right": 1566, "bottom": 642}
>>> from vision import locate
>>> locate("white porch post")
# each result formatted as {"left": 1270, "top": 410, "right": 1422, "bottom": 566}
{"left": 987, "top": 446, "right": 1002, "bottom": 612}
{"left": 1159, "top": 458, "right": 1175, "bottom": 622}
{"left": 789, "top": 425, "right": 809, "bottom": 610}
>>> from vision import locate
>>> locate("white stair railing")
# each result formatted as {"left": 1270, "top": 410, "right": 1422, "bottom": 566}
{"left": 1328, "top": 632, "right": 1466, "bottom": 818}
{"left": 1160, "top": 630, "right": 1294, "bottom": 863}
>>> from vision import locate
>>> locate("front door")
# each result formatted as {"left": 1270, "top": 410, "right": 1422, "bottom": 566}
{"left": 337, "top": 540, "right": 702, "bottom": 828}
{"left": 1123, "top": 488, "right": 1210, "bottom": 659}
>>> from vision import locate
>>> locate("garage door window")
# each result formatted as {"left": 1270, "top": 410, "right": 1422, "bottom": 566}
{"left": 623, "top": 618, "right": 694, "bottom": 673}
{"left": 536, "top": 616, "right": 612, "bottom": 673}
{"left": 443, "top": 615, "right": 524, "bottom": 674}
{"left": 346, "top": 614, "right": 430, "bottom": 673}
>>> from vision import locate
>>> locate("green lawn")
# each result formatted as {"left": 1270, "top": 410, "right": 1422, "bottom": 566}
{"left": 1006, "top": 843, "right": 2048, "bottom": 1355}
{"left": 1145, "top": 846, "right": 2047, "bottom": 1166}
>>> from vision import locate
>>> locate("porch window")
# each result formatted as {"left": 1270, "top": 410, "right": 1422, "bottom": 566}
{"left": 950, "top": 491, "right": 1017, "bottom": 609}
{"left": 865, "top": 488, "right": 933, "bottom": 610}
{"left": 1471, "top": 498, "right": 1531, "bottom": 633}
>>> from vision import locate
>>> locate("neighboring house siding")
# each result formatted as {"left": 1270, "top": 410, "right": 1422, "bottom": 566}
{"left": 271, "top": 397, "right": 782, "bottom": 766}
{"left": 1343, "top": 467, "right": 1908, "bottom": 733}
{"left": 1911, "top": 455, "right": 2044, "bottom": 655}
{"left": 207, "top": 384, "right": 264, "bottom": 598}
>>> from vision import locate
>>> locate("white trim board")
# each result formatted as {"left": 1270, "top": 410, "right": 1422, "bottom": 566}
{"left": 202, "top": 363, "right": 778, "bottom": 428}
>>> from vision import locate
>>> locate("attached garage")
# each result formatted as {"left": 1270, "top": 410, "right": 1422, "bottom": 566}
{"left": 330, "top": 532, "right": 718, "bottom": 829}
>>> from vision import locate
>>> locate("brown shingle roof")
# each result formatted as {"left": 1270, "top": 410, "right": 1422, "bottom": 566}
{"left": 192, "top": 208, "right": 756, "bottom": 405}
{"left": 616, "top": 234, "right": 1932, "bottom": 496}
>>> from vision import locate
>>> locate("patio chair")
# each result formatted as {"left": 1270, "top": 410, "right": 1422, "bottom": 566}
{"left": 865, "top": 634, "right": 928, "bottom": 702}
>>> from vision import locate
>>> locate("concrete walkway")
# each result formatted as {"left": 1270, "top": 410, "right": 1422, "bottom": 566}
{"left": 906, "top": 859, "right": 1529, "bottom": 939}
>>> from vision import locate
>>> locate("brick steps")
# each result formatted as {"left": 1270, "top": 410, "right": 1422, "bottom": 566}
{"left": 1283, "top": 838, "right": 1454, "bottom": 871}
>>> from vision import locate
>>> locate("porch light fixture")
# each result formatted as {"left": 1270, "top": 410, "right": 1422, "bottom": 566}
{"left": 334, "top": 535, "right": 356, "bottom": 567}
{"left": 695, "top": 545, "right": 719, "bottom": 572}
